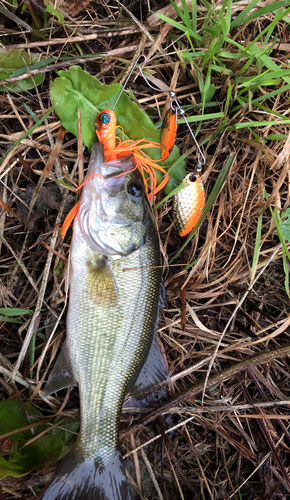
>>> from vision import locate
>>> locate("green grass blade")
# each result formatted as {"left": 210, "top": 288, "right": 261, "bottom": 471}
{"left": 225, "top": 0, "right": 232, "bottom": 33}
{"left": 191, "top": 0, "right": 197, "bottom": 32}
{"left": 157, "top": 13, "right": 203, "bottom": 42}
{"left": 181, "top": 0, "right": 192, "bottom": 30}
{"left": 200, "top": 0, "right": 210, "bottom": 9}
{"left": 202, "top": 37, "right": 218, "bottom": 65}
{"left": 169, "top": 0, "right": 189, "bottom": 28}
{"left": 156, "top": 183, "right": 187, "bottom": 209}
{"left": 178, "top": 112, "right": 224, "bottom": 124}
{"left": 230, "top": 0, "right": 288, "bottom": 29}
{"left": 10, "top": 56, "right": 57, "bottom": 77}
{"left": 0, "top": 308, "right": 33, "bottom": 316}
{"left": 252, "top": 83, "right": 290, "bottom": 104}
{"left": 235, "top": 69, "right": 290, "bottom": 86}
{"left": 239, "top": 5, "right": 290, "bottom": 57}
{"left": 263, "top": 187, "right": 290, "bottom": 296}
{"left": 251, "top": 209, "right": 263, "bottom": 281}
{"left": 271, "top": 206, "right": 290, "bottom": 297}
{"left": 203, "top": 65, "right": 212, "bottom": 109}
{"left": 266, "top": 134, "right": 288, "bottom": 141}
{"left": 23, "top": 103, "right": 39, "bottom": 123}
{"left": 230, "top": 0, "right": 261, "bottom": 28}
{"left": 235, "top": 52, "right": 256, "bottom": 77}
{"left": 229, "top": 119, "right": 290, "bottom": 130}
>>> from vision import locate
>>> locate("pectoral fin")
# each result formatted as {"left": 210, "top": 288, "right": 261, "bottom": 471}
{"left": 87, "top": 259, "right": 118, "bottom": 306}
{"left": 43, "top": 344, "right": 76, "bottom": 397}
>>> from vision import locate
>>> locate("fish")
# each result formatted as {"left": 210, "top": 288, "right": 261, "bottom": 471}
{"left": 42, "top": 142, "right": 169, "bottom": 500}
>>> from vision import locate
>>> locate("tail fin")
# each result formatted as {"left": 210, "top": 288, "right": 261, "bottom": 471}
{"left": 42, "top": 446, "right": 132, "bottom": 500}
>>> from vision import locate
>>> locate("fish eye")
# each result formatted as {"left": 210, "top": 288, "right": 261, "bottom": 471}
{"left": 127, "top": 181, "right": 143, "bottom": 199}
{"left": 100, "top": 112, "right": 111, "bottom": 125}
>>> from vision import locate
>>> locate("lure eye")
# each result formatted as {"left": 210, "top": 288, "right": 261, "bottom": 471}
{"left": 100, "top": 113, "right": 111, "bottom": 125}
{"left": 127, "top": 181, "right": 143, "bottom": 199}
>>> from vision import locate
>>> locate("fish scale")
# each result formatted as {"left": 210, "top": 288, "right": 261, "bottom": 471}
{"left": 42, "top": 143, "right": 162, "bottom": 500}
{"left": 69, "top": 224, "right": 161, "bottom": 459}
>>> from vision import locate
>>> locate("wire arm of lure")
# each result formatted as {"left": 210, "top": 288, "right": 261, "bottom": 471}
{"left": 137, "top": 55, "right": 168, "bottom": 93}
{"left": 171, "top": 100, "right": 206, "bottom": 173}
{"left": 138, "top": 55, "right": 206, "bottom": 171}
{"left": 112, "top": 55, "right": 146, "bottom": 111}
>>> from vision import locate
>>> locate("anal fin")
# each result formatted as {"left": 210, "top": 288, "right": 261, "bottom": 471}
{"left": 127, "top": 335, "right": 170, "bottom": 402}
{"left": 43, "top": 344, "right": 76, "bottom": 397}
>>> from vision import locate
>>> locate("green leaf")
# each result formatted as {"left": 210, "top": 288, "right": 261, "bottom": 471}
{"left": 44, "top": 0, "right": 64, "bottom": 23}
{"left": 0, "top": 308, "right": 32, "bottom": 316}
{"left": 50, "top": 65, "right": 185, "bottom": 175}
{"left": 10, "top": 56, "right": 56, "bottom": 78}
{"left": 177, "top": 111, "right": 224, "bottom": 125}
{"left": 0, "top": 48, "right": 45, "bottom": 92}
{"left": 0, "top": 456, "right": 25, "bottom": 478}
{"left": 0, "top": 400, "right": 76, "bottom": 479}
{"left": 11, "top": 434, "right": 63, "bottom": 468}
{"left": 51, "top": 66, "right": 159, "bottom": 153}
{"left": 0, "top": 317, "right": 22, "bottom": 323}
{"left": 279, "top": 208, "right": 290, "bottom": 242}
{"left": 0, "top": 435, "right": 64, "bottom": 479}
{"left": 229, "top": 119, "right": 290, "bottom": 130}
{"left": 157, "top": 13, "right": 203, "bottom": 42}
{"left": 230, "top": 0, "right": 289, "bottom": 29}
{"left": 0, "top": 400, "right": 44, "bottom": 442}
{"left": 51, "top": 416, "right": 79, "bottom": 454}
{"left": 165, "top": 159, "right": 187, "bottom": 193}
{"left": 265, "top": 134, "right": 288, "bottom": 140}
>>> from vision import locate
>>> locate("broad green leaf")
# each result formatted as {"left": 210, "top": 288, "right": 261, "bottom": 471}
{"left": 0, "top": 456, "right": 25, "bottom": 478}
{"left": 10, "top": 434, "right": 63, "bottom": 469}
{"left": 0, "top": 435, "right": 64, "bottom": 479}
{"left": 0, "top": 48, "right": 45, "bottom": 92}
{"left": 165, "top": 154, "right": 188, "bottom": 193}
{"left": 50, "top": 65, "right": 186, "bottom": 185}
{"left": 51, "top": 416, "right": 79, "bottom": 454}
{"left": 51, "top": 65, "right": 159, "bottom": 155}
{"left": 0, "top": 400, "right": 78, "bottom": 479}
{"left": 0, "top": 400, "right": 44, "bottom": 442}
{"left": 44, "top": 0, "right": 64, "bottom": 23}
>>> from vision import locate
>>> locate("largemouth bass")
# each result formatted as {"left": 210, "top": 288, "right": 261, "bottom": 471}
{"left": 42, "top": 142, "right": 167, "bottom": 500}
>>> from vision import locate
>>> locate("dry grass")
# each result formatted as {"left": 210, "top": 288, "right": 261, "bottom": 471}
{"left": 1, "top": 0, "right": 290, "bottom": 499}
